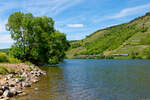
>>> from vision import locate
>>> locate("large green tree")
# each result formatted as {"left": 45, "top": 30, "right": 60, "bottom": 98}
{"left": 6, "top": 12, "right": 69, "bottom": 65}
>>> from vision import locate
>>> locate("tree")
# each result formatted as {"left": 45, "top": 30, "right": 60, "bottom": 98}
{"left": 6, "top": 12, "right": 69, "bottom": 65}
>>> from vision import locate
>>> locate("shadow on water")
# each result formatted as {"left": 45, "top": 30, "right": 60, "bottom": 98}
{"left": 17, "top": 59, "right": 150, "bottom": 100}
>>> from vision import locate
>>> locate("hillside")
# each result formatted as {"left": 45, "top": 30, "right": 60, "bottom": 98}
{"left": 66, "top": 12, "right": 150, "bottom": 59}
{"left": 0, "top": 49, "right": 9, "bottom": 54}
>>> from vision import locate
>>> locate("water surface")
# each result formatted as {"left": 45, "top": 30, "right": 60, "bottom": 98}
{"left": 18, "top": 59, "right": 150, "bottom": 100}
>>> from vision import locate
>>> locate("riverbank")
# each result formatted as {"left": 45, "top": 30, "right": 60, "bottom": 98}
{"left": 0, "top": 63, "right": 46, "bottom": 100}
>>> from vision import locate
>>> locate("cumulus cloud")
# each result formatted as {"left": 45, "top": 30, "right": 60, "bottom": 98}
{"left": 67, "top": 24, "right": 84, "bottom": 28}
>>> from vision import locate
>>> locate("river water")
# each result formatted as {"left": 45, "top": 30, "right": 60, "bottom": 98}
{"left": 18, "top": 59, "right": 150, "bottom": 100}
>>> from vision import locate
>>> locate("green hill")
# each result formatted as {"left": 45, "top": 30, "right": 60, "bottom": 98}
{"left": 0, "top": 49, "right": 9, "bottom": 54}
{"left": 66, "top": 12, "right": 150, "bottom": 59}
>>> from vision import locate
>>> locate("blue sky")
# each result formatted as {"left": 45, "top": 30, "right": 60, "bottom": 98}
{"left": 0, "top": 0, "right": 150, "bottom": 49}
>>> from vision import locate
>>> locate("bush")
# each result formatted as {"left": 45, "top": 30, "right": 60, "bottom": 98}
{"left": 142, "top": 48, "right": 150, "bottom": 59}
{"left": 105, "top": 55, "right": 114, "bottom": 59}
{"left": 0, "top": 52, "right": 9, "bottom": 63}
{"left": 71, "top": 43, "right": 81, "bottom": 48}
{"left": 140, "top": 34, "right": 150, "bottom": 45}
{"left": 8, "top": 57, "right": 21, "bottom": 64}
{"left": 24, "top": 61, "right": 33, "bottom": 65}
{"left": 0, "top": 52, "right": 21, "bottom": 64}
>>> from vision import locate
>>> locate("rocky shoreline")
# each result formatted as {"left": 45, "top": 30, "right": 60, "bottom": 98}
{"left": 0, "top": 64, "right": 46, "bottom": 100}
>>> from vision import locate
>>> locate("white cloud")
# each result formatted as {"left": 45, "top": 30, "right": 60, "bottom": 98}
{"left": 67, "top": 24, "right": 84, "bottom": 28}
{"left": 0, "top": 20, "right": 7, "bottom": 33}
{"left": 112, "top": 3, "right": 150, "bottom": 18}
{"left": 0, "top": 0, "right": 84, "bottom": 17}
{"left": 21, "top": 0, "right": 83, "bottom": 16}
{"left": 0, "top": 34, "right": 13, "bottom": 43}
{"left": 94, "top": 3, "right": 150, "bottom": 23}
{"left": 0, "top": 0, "right": 84, "bottom": 35}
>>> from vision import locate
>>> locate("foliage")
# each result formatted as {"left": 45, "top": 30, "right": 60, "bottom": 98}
{"left": 0, "top": 52, "right": 9, "bottom": 62}
{"left": 24, "top": 61, "right": 33, "bottom": 66}
{"left": 105, "top": 55, "right": 114, "bottom": 59}
{"left": 142, "top": 48, "right": 150, "bottom": 59}
{"left": 83, "top": 24, "right": 140, "bottom": 55}
{"left": 0, "top": 52, "right": 21, "bottom": 63}
{"left": 8, "top": 57, "right": 21, "bottom": 64}
{"left": 7, "top": 12, "right": 69, "bottom": 65}
{"left": 71, "top": 43, "right": 81, "bottom": 49}
{"left": 140, "top": 34, "right": 150, "bottom": 45}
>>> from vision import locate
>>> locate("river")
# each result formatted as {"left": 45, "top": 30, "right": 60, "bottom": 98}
{"left": 17, "top": 59, "right": 150, "bottom": 100}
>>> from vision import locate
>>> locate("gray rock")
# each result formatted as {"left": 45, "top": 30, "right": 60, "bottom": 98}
{"left": 3, "top": 90, "right": 14, "bottom": 97}
{"left": 0, "top": 90, "right": 3, "bottom": 95}
{"left": 15, "top": 78, "right": 20, "bottom": 83}
{"left": 18, "top": 92, "right": 27, "bottom": 96}
{"left": 0, "top": 96, "right": 10, "bottom": 100}
{"left": 32, "top": 79, "right": 38, "bottom": 83}
{"left": 30, "top": 71, "right": 34, "bottom": 74}
{"left": 2, "top": 86, "right": 9, "bottom": 91}
{"left": 9, "top": 81, "right": 16, "bottom": 87}
{"left": 10, "top": 88, "right": 17, "bottom": 96}
{"left": 22, "top": 83, "right": 31, "bottom": 87}
{"left": 16, "top": 91, "right": 22, "bottom": 94}
{"left": 7, "top": 74, "right": 13, "bottom": 79}
{"left": 21, "top": 72, "right": 27, "bottom": 77}
{"left": 4, "top": 78, "right": 8, "bottom": 81}
{"left": 25, "top": 78, "right": 30, "bottom": 82}
{"left": 34, "top": 88, "right": 38, "bottom": 91}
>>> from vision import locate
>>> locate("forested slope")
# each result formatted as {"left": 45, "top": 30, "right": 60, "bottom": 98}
{"left": 66, "top": 12, "right": 150, "bottom": 59}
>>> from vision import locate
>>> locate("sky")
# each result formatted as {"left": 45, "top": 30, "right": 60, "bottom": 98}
{"left": 0, "top": 0, "right": 150, "bottom": 49}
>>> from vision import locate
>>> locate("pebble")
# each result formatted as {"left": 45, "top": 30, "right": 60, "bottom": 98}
{"left": 0, "top": 64, "right": 45, "bottom": 99}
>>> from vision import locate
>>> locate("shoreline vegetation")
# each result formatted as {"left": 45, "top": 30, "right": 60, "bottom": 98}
{"left": 0, "top": 12, "right": 69, "bottom": 99}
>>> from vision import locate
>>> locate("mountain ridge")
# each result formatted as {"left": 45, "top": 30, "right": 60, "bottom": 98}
{"left": 66, "top": 12, "right": 150, "bottom": 59}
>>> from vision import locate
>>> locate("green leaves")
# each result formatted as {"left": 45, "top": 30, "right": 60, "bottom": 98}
{"left": 7, "top": 12, "right": 69, "bottom": 65}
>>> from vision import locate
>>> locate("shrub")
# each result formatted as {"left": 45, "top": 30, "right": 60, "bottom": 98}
{"left": 71, "top": 43, "right": 81, "bottom": 48}
{"left": 0, "top": 52, "right": 9, "bottom": 63}
{"left": 24, "top": 61, "right": 33, "bottom": 65}
{"left": 105, "top": 55, "right": 114, "bottom": 59}
{"left": 142, "top": 48, "right": 150, "bottom": 59}
{"left": 8, "top": 57, "right": 21, "bottom": 64}
{"left": 140, "top": 34, "right": 150, "bottom": 45}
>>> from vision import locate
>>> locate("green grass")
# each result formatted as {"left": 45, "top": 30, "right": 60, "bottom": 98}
{"left": 0, "top": 65, "right": 9, "bottom": 74}
{"left": 16, "top": 75, "right": 26, "bottom": 81}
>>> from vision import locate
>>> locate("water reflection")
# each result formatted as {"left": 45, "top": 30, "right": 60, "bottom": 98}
{"left": 17, "top": 59, "right": 150, "bottom": 100}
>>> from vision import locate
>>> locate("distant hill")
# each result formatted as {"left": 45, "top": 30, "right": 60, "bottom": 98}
{"left": 0, "top": 49, "right": 9, "bottom": 54}
{"left": 66, "top": 12, "right": 150, "bottom": 59}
